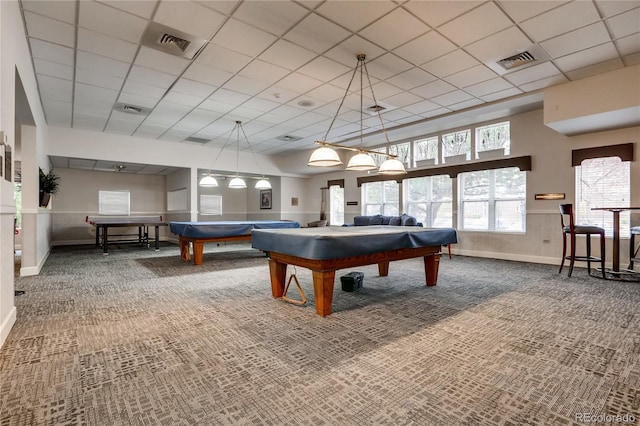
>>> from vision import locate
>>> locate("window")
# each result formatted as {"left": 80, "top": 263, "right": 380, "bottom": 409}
{"left": 200, "top": 195, "right": 222, "bottom": 215}
{"left": 362, "top": 181, "right": 399, "bottom": 216}
{"left": 389, "top": 142, "right": 411, "bottom": 169}
{"left": 99, "top": 190, "right": 130, "bottom": 215}
{"left": 575, "top": 157, "right": 630, "bottom": 237}
{"left": 405, "top": 175, "right": 452, "bottom": 227}
{"left": 459, "top": 167, "right": 526, "bottom": 232}
{"left": 414, "top": 136, "right": 439, "bottom": 166}
{"left": 329, "top": 184, "right": 344, "bottom": 226}
{"left": 442, "top": 129, "right": 471, "bottom": 162}
{"left": 476, "top": 121, "right": 510, "bottom": 157}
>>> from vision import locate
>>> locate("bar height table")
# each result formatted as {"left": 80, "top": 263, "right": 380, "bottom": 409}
{"left": 591, "top": 207, "right": 640, "bottom": 275}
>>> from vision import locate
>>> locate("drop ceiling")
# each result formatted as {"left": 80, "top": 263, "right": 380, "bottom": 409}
{"left": 19, "top": 0, "right": 640, "bottom": 162}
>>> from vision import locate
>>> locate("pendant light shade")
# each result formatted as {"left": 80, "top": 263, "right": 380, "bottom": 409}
{"left": 346, "top": 152, "right": 377, "bottom": 171}
{"left": 308, "top": 146, "right": 343, "bottom": 167}
{"left": 228, "top": 176, "right": 247, "bottom": 188}
{"left": 307, "top": 54, "right": 406, "bottom": 175}
{"left": 378, "top": 158, "right": 407, "bottom": 175}
{"left": 199, "top": 175, "right": 218, "bottom": 187}
{"left": 255, "top": 178, "right": 271, "bottom": 189}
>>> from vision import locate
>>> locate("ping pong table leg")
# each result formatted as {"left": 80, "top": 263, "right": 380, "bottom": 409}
{"left": 102, "top": 225, "right": 109, "bottom": 255}
{"left": 154, "top": 225, "right": 160, "bottom": 251}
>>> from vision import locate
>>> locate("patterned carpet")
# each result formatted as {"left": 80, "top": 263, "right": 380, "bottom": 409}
{"left": 1, "top": 242, "right": 639, "bottom": 425}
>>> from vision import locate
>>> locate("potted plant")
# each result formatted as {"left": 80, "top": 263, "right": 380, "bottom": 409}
{"left": 39, "top": 168, "right": 60, "bottom": 207}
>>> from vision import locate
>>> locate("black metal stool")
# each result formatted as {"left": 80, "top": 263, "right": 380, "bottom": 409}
{"left": 628, "top": 226, "right": 640, "bottom": 270}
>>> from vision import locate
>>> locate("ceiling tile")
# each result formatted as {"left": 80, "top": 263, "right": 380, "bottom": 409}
{"left": 276, "top": 72, "right": 323, "bottom": 94}
{"left": 421, "top": 50, "right": 479, "bottom": 78}
{"left": 503, "top": 61, "right": 561, "bottom": 86}
{"left": 323, "top": 35, "right": 386, "bottom": 67}
{"left": 465, "top": 26, "right": 533, "bottom": 63}
{"left": 315, "top": 1, "right": 396, "bottom": 32}
{"left": 75, "top": 68, "right": 124, "bottom": 91}
{"left": 305, "top": 84, "right": 347, "bottom": 103}
{"left": 366, "top": 53, "right": 414, "bottom": 80}
{"left": 464, "top": 77, "right": 514, "bottom": 97}
{"left": 195, "top": 43, "right": 253, "bottom": 73}
{"left": 412, "top": 79, "right": 457, "bottom": 98}
{"left": 33, "top": 58, "right": 73, "bottom": 80}
{"left": 616, "top": 33, "right": 640, "bottom": 55}
{"left": 206, "top": 88, "right": 252, "bottom": 107}
{"left": 97, "top": 0, "right": 158, "bottom": 19}
{"left": 212, "top": 18, "right": 277, "bottom": 57}
{"left": 121, "top": 80, "right": 166, "bottom": 100}
{"left": 554, "top": 42, "right": 619, "bottom": 72}
{"left": 195, "top": 0, "right": 241, "bottom": 16}
{"left": 24, "top": 11, "right": 75, "bottom": 47}
{"left": 259, "top": 40, "right": 318, "bottom": 71}
{"left": 182, "top": 63, "right": 233, "bottom": 87}
{"left": 241, "top": 97, "right": 281, "bottom": 113}
{"left": 519, "top": 74, "right": 568, "bottom": 91}
{"left": 540, "top": 22, "right": 611, "bottom": 58}
{"left": 567, "top": 58, "right": 625, "bottom": 80}
{"left": 402, "top": 99, "right": 442, "bottom": 115}
{"left": 381, "top": 91, "right": 424, "bottom": 108}
{"left": 284, "top": 13, "right": 351, "bottom": 54}
{"left": 497, "top": 0, "right": 568, "bottom": 22}
{"left": 386, "top": 67, "right": 437, "bottom": 90}
{"left": 134, "top": 124, "right": 170, "bottom": 139}
{"left": 163, "top": 91, "right": 207, "bottom": 108}
{"left": 298, "top": 56, "right": 351, "bottom": 82}
{"left": 371, "top": 81, "right": 404, "bottom": 100}
{"left": 74, "top": 83, "right": 119, "bottom": 107}
{"left": 76, "top": 52, "right": 131, "bottom": 78}
{"left": 449, "top": 98, "right": 484, "bottom": 111}
{"left": 77, "top": 28, "right": 138, "bottom": 63}
{"left": 43, "top": 100, "right": 72, "bottom": 125}
{"left": 222, "top": 75, "right": 272, "bottom": 96}
{"left": 29, "top": 39, "right": 74, "bottom": 66}
{"left": 520, "top": 1, "right": 600, "bottom": 42}
{"left": 480, "top": 87, "right": 523, "bottom": 102}
{"left": 172, "top": 79, "right": 217, "bottom": 97}
{"left": 37, "top": 75, "right": 73, "bottom": 101}
{"left": 439, "top": 3, "right": 513, "bottom": 47}
{"left": 127, "top": 65, "right": 177, "bottom": 89}
{"left": 257, "top": 86, "right": 304, "bottom": 105}
{"left": 431, "top": 90, "right": 475, "bottom": 107}
{"left": 444, "top": 64, "right": 497, "bottom": 88}
{"left": 393, "top": 31, "right": 457, "bottom": 65}
{"left": 172, "top": 109, "right": 217, "bottom": 131}
{"left": 143, "top": 101, "right": 192, "bottom": 126}
{"left": 154, "top": 0, "right": 225, "bottom": 40}
{"left": 404, "top": 0, "right": 483, "bottom": 28}
{"left": 22, "top": 0, "right": 76, "bottom": 24}
{"left": 134, "top": 46, "right": 190, "bottom": 75}
{"left": 240, "top": 60, "right": 291, "bottom": 85}
{"left": 359, "top": 8, "right": 429, "bottom": 50}
{"left": 596, "top": 0, "right": 640, "bottom": 17}
{"left": 233, "top": 0, "right": 308, "bottom": 36}
{"left": 79, "top": 1, "right": 148, "bottom": 44}
{"left": 607, "top": 8, "right": 640, "bottom": 39}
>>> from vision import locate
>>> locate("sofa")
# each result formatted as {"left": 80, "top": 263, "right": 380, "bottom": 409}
{"left": 350, "top": 214, "right": 422, "bottom": 227}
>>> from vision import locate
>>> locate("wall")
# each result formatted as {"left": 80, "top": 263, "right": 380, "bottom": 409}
{"left": 0, "top": 0, "right": 49, "bottom": 348}
{"left": 304, "top": 108, "right": 640, "bottom": 267}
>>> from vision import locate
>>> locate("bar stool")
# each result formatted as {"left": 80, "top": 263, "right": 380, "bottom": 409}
{"left": 629, "top": 226, "right": 640, "bottom": 270}
{"left": 559, "top": 204, "right": 606, "bottom": 278}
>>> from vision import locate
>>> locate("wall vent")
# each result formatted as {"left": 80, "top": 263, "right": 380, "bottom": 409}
{"left": 142, "top": 22, "right": 207, "bottom": 60}
{"left": 497, "top": 51, "right": 536, "bottom": 70}
{"left": 113, "top": 102, "right": 150, "bottom": 116}
{"left": 185, "top": 136, "right": 211, "bottom": 144}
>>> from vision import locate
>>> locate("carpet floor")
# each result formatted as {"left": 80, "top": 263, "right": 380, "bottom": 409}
{"left": 1, "top": 242, "right": 639, "bottom": 425}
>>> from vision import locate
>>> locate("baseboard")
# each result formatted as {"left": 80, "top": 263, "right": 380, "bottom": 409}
{"left": 453, "top": 249, "right": 561, "bottom": 266}
{"left": 20, "top": 246, "right": 51, "bottom": 277}
{"left": 0, "top": 306, "right": 17, "bottom": 349}
{"left": 53, "top": 238, "right": 171, "bottom": 246}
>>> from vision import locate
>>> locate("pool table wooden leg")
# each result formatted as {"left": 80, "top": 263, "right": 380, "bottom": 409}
{"left": 377, "top": 261, "right": 390, "bottom": 276}
{"left": 268, "top": 259, "right": 287, "bottom": 298}
{"left": 193, "top": 241, "right": 204, "bottom": 265}
{"left": 179, "top": 238, "right": 191, "bottom": 261}
{"left": 312, "top": 270, "right": 335, "bottom": 317}
{"left": 423, "top": 254, "right": 441, "bottom": 286}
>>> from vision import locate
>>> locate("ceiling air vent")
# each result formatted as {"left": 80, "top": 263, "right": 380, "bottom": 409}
{"left": 142, "top": 22, "right": 207, "bottom": 60}
{"left": 113, "top": 102, "right": 150, "bottom": 116}
{"left": 185, "top": 136, "right": 211, "bottom": 144}
{"left": 497, "top": 51, "right": 536, "bottom": 70}
{"left": 276, "top": 135, "right": 302, "bottom": 142}
{"left": 367, "top": 105, "right": 386, "bottom": 114}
